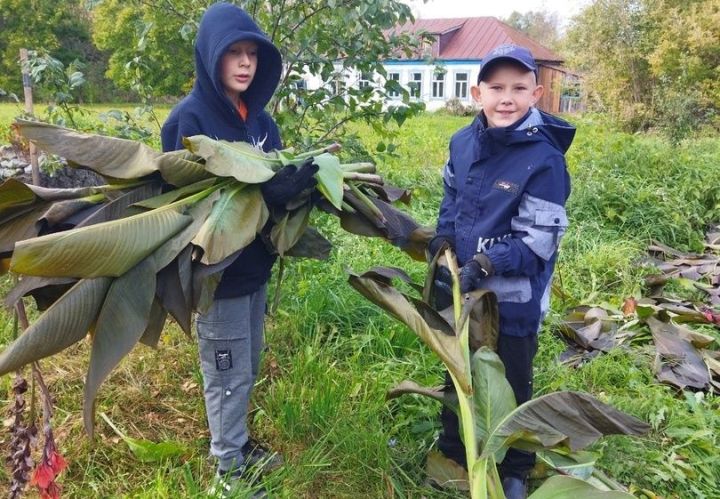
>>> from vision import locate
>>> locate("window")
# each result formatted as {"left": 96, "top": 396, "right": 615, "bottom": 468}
{"left": 409, "top": 72, "right": 422, "bottom": 99}
{"left": 432, "top": 72, "right": 445, "bottom": 98}
{"left": 331, "top": 73, "right": 345, "bottom": 96}
{"left": 359, "top": 71, "right": 372, "bottom": 89}
{"left": 455, "top": 72, "right": 468, "bottom": 99}
{"left": 387, "top": 72, "right": 400, "bottom": 97}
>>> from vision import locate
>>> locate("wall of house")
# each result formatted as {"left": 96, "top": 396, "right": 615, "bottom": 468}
{"left": 301, "top": 61, "right": 570, "bottom": 114}
{"left": 301, "top": 61, "right": 482, "bottom": 111}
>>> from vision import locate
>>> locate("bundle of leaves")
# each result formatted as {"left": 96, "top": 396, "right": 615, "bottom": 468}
{"left": 556, "top": 233, "right": 720, "bottom": 392}
{"left": 0, "top": 119, "right": 433, "bottom": 437}
{"left": 349, "top": 248, "right": 651, "bottom": 498}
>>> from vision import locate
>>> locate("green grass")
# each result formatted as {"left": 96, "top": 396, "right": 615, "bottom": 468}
{"left": 1, "top": 107, "right": 719, "bottom": 497}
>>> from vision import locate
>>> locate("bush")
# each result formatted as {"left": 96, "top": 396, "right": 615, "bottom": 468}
{"left": 442, "top": 97, "right": 476, "bottom": 117}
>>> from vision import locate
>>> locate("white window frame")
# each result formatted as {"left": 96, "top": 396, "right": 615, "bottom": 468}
{"left": 455, "top": 72, "right": 468, "bottom": 99}
{"left": 358, "top": 71, "right": 372, "bottom": 89}
{"left": 432, "top": 72, "right": 445, "bottom": 99}
{"left": 409, "top": 71, "right": 422, "bottom": 99}
{"left": 387, "top": 72, "right": 400, "bottom": 98}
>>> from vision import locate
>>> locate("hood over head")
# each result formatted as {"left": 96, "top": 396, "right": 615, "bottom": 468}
{"left": 194, "top": 2, "right": 282, "bottom": 119}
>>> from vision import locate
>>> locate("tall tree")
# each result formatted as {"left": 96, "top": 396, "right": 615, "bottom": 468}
{"left": 0, "top": 0, "right": 109, "bottom": 100}
{"left": 504, "top": 10, "right": 560, "bottom": 50}
{"left": 90, "top": 0, "right": 424, "bottom": 149}
{"left": 564, "top": 0, "right": 719, "bottom": 137}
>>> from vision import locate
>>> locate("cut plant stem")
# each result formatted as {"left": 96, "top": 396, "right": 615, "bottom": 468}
{"left": 342, "top": 172, "right": 384, "bottom": 184}
{"left": 445, "top": 248, "right": 487, "bottom": 499}
{"left": 294, "top": 142, "right": 341, "bottom": 160}
{"left": 340, "top": 162, "right": 376, "bottom": 173}
{"left": 346, "top": 182, "right": 387, "bottom": 224}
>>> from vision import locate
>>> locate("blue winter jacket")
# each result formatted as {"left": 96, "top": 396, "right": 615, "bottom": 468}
{"left": 161, "top": 2, "right": 283, "bottom": 298}
{"left": 437, "top": 108, "right": 575, "bottom": 336}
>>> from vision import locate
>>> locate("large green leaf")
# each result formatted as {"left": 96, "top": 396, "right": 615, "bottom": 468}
{"left": 0, "top": 205, "right": 47, "bottom": 255}
{"left": 183, "top": 135, "right": 278, "bottom": 183}
{"left": 529, "top": 475, "right": 634, "bottom": 499}
{"left": 4, "top": 276, "right": 76, "bottom": 310}
{"left": 156, "top": 247, "right": 193, "bottom": 335}
{"left": 83, "top": 258, "right": 157, "bottom": 437}
{"left": 16, "top": 120, "right": 161, "bottom": 179}
{"left": 0, "top": 178, "right": 37, "bottom": 219}
{"left": 75, "top": 183, "right": 161, "bottom": 227}
{"left": 472, "top": 348, "right": 517, "bottom": 452}
{"left": 39, "top": 195, "right": 105, "bottom": 229}
{"left": 483, "top": 391, "right": 652, "bottom": 459}
{"left": 192, "top": 184, "right": 268, "bottom": 264}
{"left": 132, "top": 178, "right": 219, "bottom": 210}
{"left": 10, "top": 202, "right": 193, "bottom": 278}
{"left": 139, "top": 299, "right": 167, "bottom": 348}
{"left": 348, "top": 269, "right": 471, "bottom": 393}
{"left": 312, "top": 152, "right": 344, "bottom": 210}
{"left": 0, "top": 277, "right": 112, "bottom": 376}
{"left": 270, "top": 206, "right": 311, "bottom": 256}
{"left": 284, "top": 226, "right": 332, "bottom": 260}
{"left": 156, "top": 150, "right": 212, "bottom": 187}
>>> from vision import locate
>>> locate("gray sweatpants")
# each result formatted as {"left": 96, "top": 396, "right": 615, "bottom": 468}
{"left": 196, "top": 285, "right": 266, "bottom": 471}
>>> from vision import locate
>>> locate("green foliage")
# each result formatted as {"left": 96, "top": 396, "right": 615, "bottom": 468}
{"left": 504, "top": 10, "right": 561, "bottom": 50}
{"left": 0, "top": 0, "right": 114, "bottom": 101}
{"left": 564, "top": 0, "right": 720, "bottom": 139}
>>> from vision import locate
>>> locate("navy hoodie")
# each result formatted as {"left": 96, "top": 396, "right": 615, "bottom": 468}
{"left": 161, "top": 2, "right": 283, "bottom": 298}
{"left": 438, "top": 108, "right": 575, "bottom": 336}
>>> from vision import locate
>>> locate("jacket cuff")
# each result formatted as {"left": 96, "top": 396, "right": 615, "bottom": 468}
{"left": 484, "top": 242, "right": 512, "bottom": 275}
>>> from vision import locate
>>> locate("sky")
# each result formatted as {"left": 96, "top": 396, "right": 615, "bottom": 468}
{"left": 403, "top": 0, "right": 591, "bottom": 29}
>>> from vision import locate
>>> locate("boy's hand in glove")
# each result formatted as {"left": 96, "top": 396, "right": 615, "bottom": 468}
{"left": 261, "top": 161, "right": 319, "bottom": 206}
{"left": 459, "top": 253, "right": 494, "bottom": 293}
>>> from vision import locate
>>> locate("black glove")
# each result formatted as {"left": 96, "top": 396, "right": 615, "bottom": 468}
{"left": 459, "top": 253, "right": 495, "bottom": 293}
{"left": 428, "top": 234, "right": 455, "bottom": 259}
{"left": 261, "top": 161, "right": 319, "bottom": 206}
{"left": 433, "top": 265, "right": 453, "bottom": 310}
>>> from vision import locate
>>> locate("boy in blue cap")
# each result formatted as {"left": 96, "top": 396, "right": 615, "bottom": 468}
{"left": 428, "top": 44, "right": 575, "bottom": 498}
{"left": 161, "top": 2, "right": 317, "bottom": 490}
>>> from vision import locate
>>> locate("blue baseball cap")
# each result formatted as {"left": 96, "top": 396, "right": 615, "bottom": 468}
{"left": 477, "top": 44, "right": 538, "bottom": 84}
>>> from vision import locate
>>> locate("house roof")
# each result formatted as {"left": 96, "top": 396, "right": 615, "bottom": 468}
{"left": 392, "top": 17, "right": 563, "bottom": 63}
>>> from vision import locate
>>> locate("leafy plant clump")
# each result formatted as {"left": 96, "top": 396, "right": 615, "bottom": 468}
{"left": 349, "top": 248, "right": 651, "bottom": 498}
{"left": 0, "top": 119, "right": 432, "bottom": 437}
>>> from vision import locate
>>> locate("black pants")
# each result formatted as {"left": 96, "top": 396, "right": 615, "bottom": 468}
{"left": 437, "top": 334, "right": 539, "bottom": 479}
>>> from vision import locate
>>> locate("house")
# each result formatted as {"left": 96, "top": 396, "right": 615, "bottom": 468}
{"left": 302, "top": 17, "right": 577, "bottom": 113}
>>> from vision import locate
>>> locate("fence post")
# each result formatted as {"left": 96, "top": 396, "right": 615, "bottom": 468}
{"left": 19, "top": 48, "right": 40, "bottom": 186}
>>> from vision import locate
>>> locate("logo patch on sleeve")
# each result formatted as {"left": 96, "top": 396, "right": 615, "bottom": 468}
{"left": 215, "top": 349, "right": 233, "bottom": 371}
{"left": 492, "top": 179, "right": 519, "bottom": 194}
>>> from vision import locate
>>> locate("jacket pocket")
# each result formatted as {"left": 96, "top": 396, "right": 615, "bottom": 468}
{"left": 483, "top": 275, "right": 532, "bottom": 304}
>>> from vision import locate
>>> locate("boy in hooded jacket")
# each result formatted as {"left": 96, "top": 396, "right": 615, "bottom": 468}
{"left": 428, "top": 44, "right": 575, "bottom": 499}
{"left": 161, "top": 2, "right": 317, "bottom": 482}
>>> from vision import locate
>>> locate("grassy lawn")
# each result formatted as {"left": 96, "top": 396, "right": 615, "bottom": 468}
{"left": 0, "top": 104, "right": 719, "bottom": 497}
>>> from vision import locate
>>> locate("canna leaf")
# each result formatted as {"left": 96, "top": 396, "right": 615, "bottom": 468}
{"left": 192, "top": 184, "right": 268, "bottom": 264}
{"left": 312, "top": 152, "right": 344, "bottom": 210}
{"left": 483, "top": 391, "right": 651, "bottom": 460}
{"left": 0, "top": 205, "right": 47, "bottom": 255}
{"left": 528, "top": 475, "right": 634, "bottom": 498}
{"left": 156, "top": 246, "right": 193, "bottom": 335}
{"left": 139, "top": 299, "right": 167, "bottom": 348}
{"left": 83, "top": 258, "right": 157, "bottom": 437}
{"left": 15, "top": 120, "right": 161, "bottom": 179}
{"left": 0, "top": 278, "right": 112, "bottom": 376}
{"left": 156, "top": 150, "right": 212, "bottom": 187}
{"left": 284, "top": 226, "right": 332, "bottom": 260}
{"left": 10, "top": 202, "right": 193, "bottom": 278}
{"left": 270, "top": 206, "right": 311, "bottom": 256}
{"left": 348, "top": 268, "right": 471, "bottom": 393}
{"left": 386, "top": 380, "right": 458, "bottom": 413}
{"left": 471, "top": 348, "right": 517, "bottom": 452}
{"left": 183, "top": 135, "right": 278, "bottom": 183}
